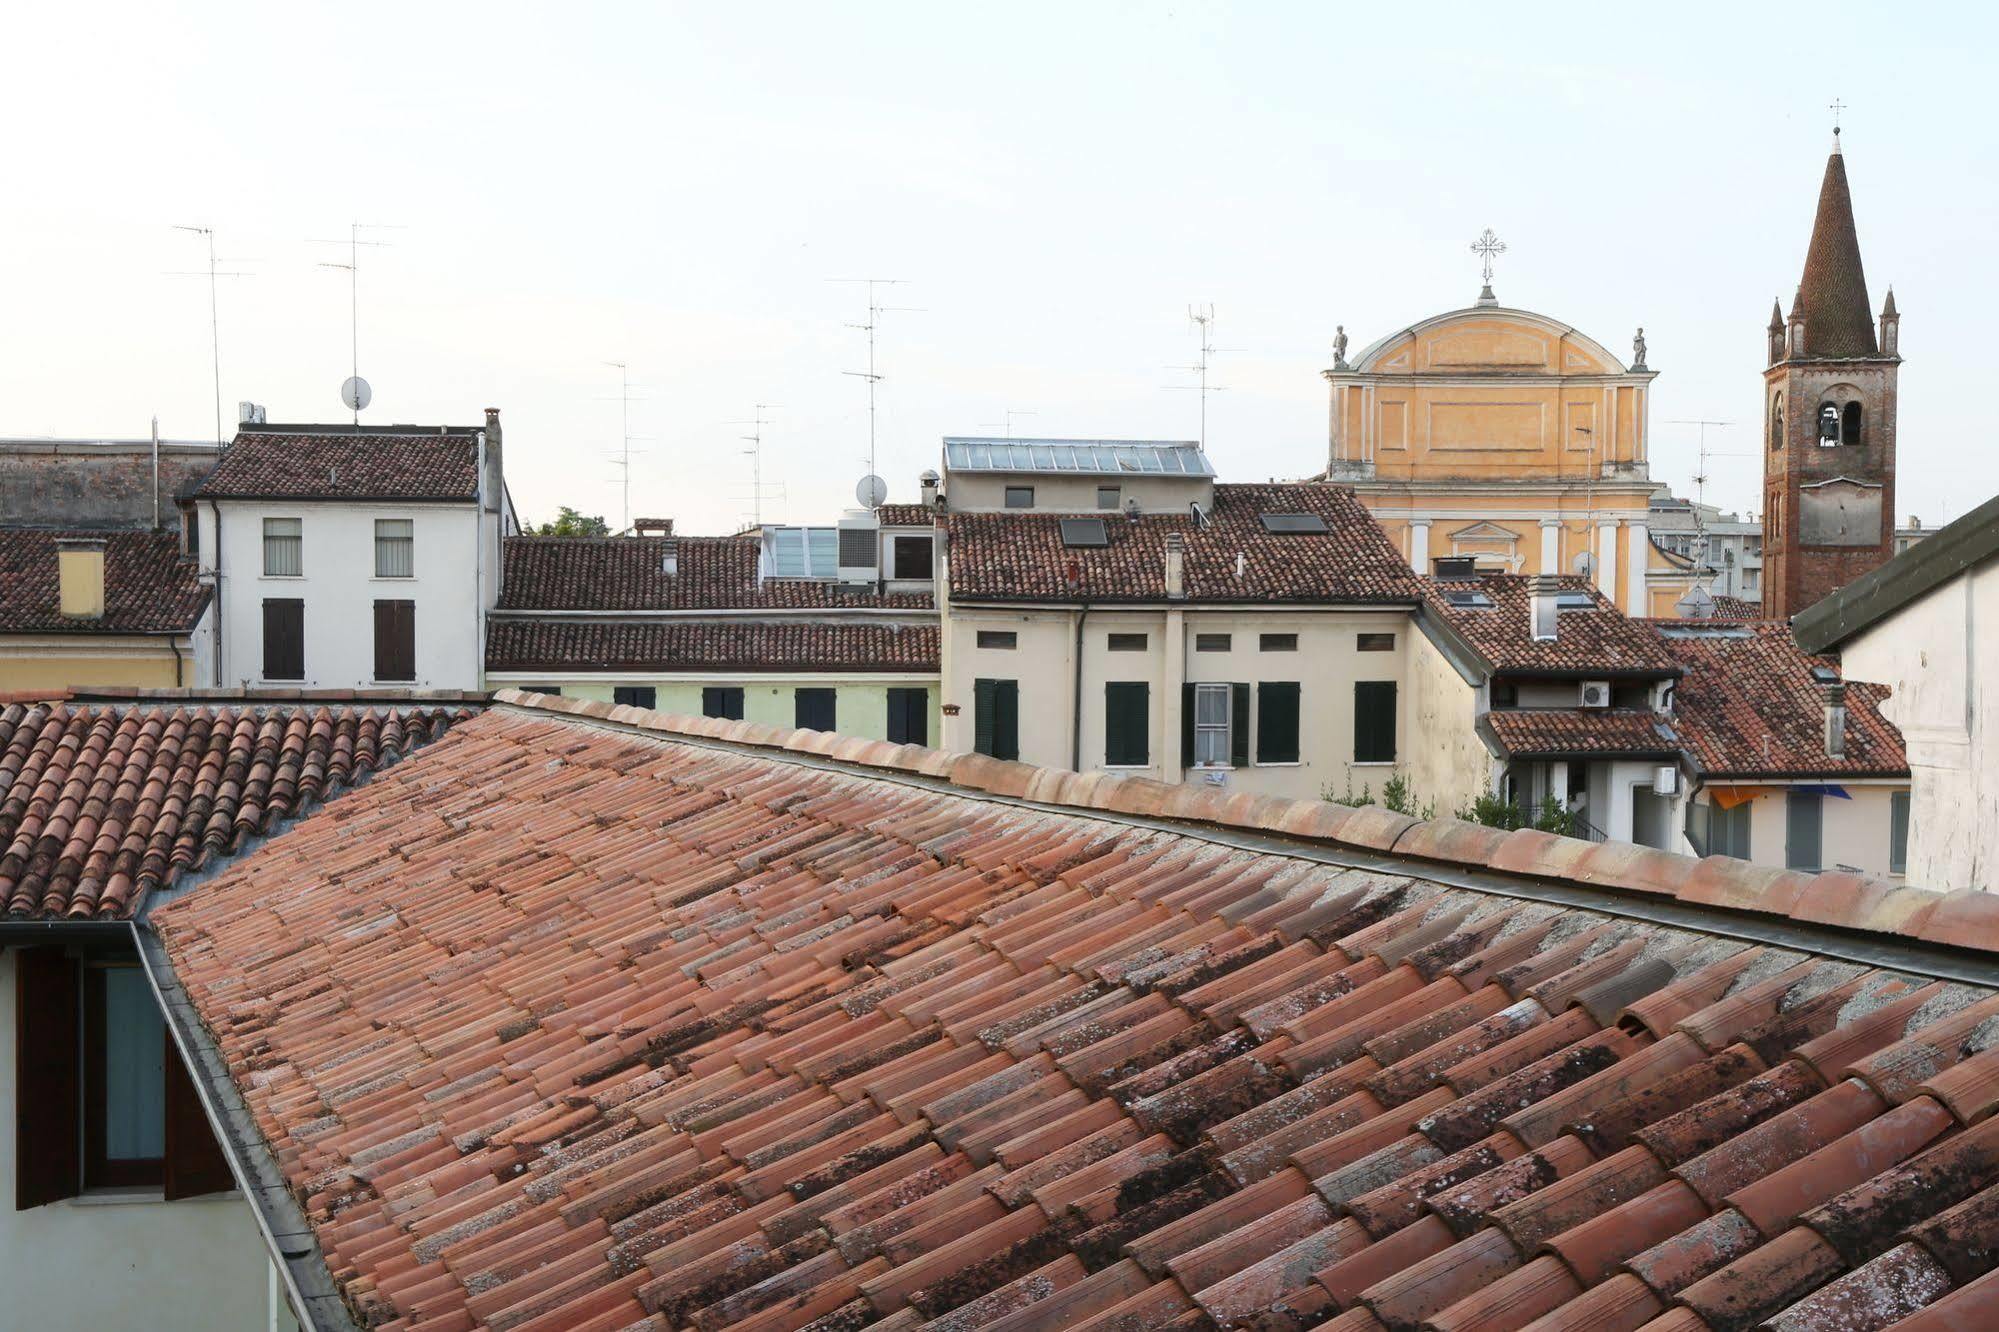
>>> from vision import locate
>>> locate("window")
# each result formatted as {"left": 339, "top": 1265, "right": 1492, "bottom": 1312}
{"left": 1259, "top": 633, "right": 1298, "bottom": 652}
{"left": 1107, "top": 633, "right": 1147, "bottom": 651}
{"left": 766, "top": 527, "right": 840, "bottom": 578}
{"left": 1817, "top": 403, "right": 1842, "bottom": 447}
{"left": 1890, "top": 791, "right": 1911, "bottom": 875}
{"left": 1257, "top": 681, "right": 1301, "bottom": 764}
{"left": 977, "top": 630, "right": 1018, "bottom": 650}
{"left": 1104, "top": 682, "right": 1149, "bottom": 766}
{"left": 1842, "top": 401, "right": 1864, "bottom": 447}
{"left": 14, "top": 950, "right": 232, "bottom": 1208}
{"left": 1191, "top": 683, "right": 1232, "bottom": 767}
{"left": 182, "top": 507, "right": 199, "bottom": 559}
{"left": 1490, "top": 681, "right": 1519, "bottom": 708}
{"left": 887, "top": 687, "right": 928, "bottom": 746}
{"left": 1357, "top": 633, "right": 1396, "bottom": 652}
{"left": 374, "top": 518, "right": 414, "bottom": 578}
{"left": 613, "top": 686, "right": 656, "bottom": 709}
{"left": 373, "top": 600, "right": 415, "bottom": 682}
{"left": 1354, "top": 680, "right": 1397, "bottom": 763}
{"left": 702, "top": 686, "right": 744, "bottom": 720}
{"left": 262, "top": 516, "right": 301, "bottom": 576}
{"left": 1770, "top": 392, "right": 1784, "bottom": 451}
{"left": 973, "top": 678, "right": 1019, "bottom": 760}
{"left": 1004, "top": 485, "right": 1034, "bottom": 509}
{"left": 1059, "top": 517, "right": 1108, "bottom": 548}
{"left": 795, "top": 687, "right": 837, "bottom": 732}
{"left": 1259, "top": 513, "right": 1329, "bottom": 534}
{"left": 890, "top": 536, "right": 934, "bottom": 580}
{"left": 1786, "top": 791, "right": 1824, "bottom": 871}
{"left": 1097, "top": 486, "right": 1121, "bottom": 510}
{"left": 262, "top": 598, "right": 304, "bottom": 681}
{"left": 1711, "top": 801, "right": 1752, "bottom": 860}
{"left": 1195, "top": 633, "right": 1232, "bottom": 652}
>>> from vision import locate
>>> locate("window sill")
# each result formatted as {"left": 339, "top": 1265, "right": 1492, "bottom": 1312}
{"left": 1254, "top": 761, "right": 1304, "bottom": 768}
{"left": 1103, "top": 764, "right": 1154, "bottom": 772}
{"left": 369, "top": 576, "right": 417, "bottom": 583}
{"left": 68, "top": 1187, "right": 242, "bottom": 1207}
{"left": 258, "top": 574, "right": 306, "bottom": 581}
{"left": 1351, "top": 760, "right": 1398, "bottom": 768}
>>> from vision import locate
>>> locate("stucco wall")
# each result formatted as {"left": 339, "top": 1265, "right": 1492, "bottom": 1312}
{"left": 0, "top": 949, "right": 289, "bottom": 1331}
{"left": 490, "top": 676, "right": 941, "bottom": 745}
{"left": 0, "top": 638, "right": 192, "bottom": 691}
{"left": 1404, "top": 627, "right": 1490, "bottom": 818}
{"left": 1839, "top": 561, "right": 1998, "bottom": 891}
{"left": 1676, "top": 784, "right": 1907, "bottom": 879}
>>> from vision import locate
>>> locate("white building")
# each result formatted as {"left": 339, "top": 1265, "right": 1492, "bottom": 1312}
{"left": 187, "top": 411, "right": 514, "bottom": 691}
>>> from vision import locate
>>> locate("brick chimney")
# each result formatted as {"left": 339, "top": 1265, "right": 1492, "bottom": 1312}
{"left": 57, "top": 536, "right": 106, "bottom": 620}
{"left": 1164, "top": 532, "right": 1187, "bottom": 600}
{"left": 1823, "top": 681, "right": 1848, "bottom": 760}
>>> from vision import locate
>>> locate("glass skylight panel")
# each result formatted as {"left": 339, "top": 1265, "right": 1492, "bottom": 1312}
{"left": 1059, "top": 517, "right": 1109, "bottom": 548}
{"left": 1259, "top": 513, "right": 1330, "bottom": 534}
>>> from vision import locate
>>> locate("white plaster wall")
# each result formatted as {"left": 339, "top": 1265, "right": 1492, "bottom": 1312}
{"left": 0, "top": 949, "right": 289, "bottom": 1331}
{"left": 202, "top": 501, "right": 484, "bottom": 689}
{"left": 1674, "top": 785, "right": 1907, "bottom": 878}
{"left": 1840, "top": 563, "right": 1999, "bottom": 892}
{"left": 1404, "top": 630, "right": 1492, "bottom": 818}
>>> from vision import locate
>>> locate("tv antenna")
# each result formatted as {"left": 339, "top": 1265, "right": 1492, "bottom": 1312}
{"left": 311, "top": 222, "right": 402, "bottom": 423}
{"left": 1667, "top": 419, "right": 1747, "bottom": 586}
{"left": 599, "top": 361, "right": 655, "bottom": 534}
{"left": 1165, "top": 304, "right": 1229, "bottom": 450}
{"left": 978, "top": 409, "right": 1038, "bottom": 439}
{"left": 726, "top": 403, "right": 786, "bottom": 528}
{"left": 167, "top": 225, "right": 253, "bottom": 445}
{"left": 830, "top": 278, "right": 922, "bottom": 480}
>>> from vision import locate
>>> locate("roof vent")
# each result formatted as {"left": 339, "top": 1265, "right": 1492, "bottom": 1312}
{"left": 1823, "top": 681, "right": 1848, "bottom": 759}
{"left": 1530, "top": 574, "right": 1561, "bottom": 642}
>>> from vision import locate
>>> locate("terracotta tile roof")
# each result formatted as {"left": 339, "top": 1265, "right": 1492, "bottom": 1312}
{"left": 150, "top": 692, "right": 1999, "bottom": 1332}
{"left": 1422, "top": 575, "right": 1680, "bottom": 677}
{"left": 190, "top": 429, "right": 481, "bottom": 501}
{"left": 0, "top": 700, "right": 464, "bottom": 920}
{"left": 944, "top": 483, "right": 1422, "bottom": 605}
{"left": 875, "top": 504, "right": 935, "bottom": 527}
{"left": 486, "top": 619, "right": 940, "bottom": 672}
{"left": 1654, "top": 620, "right": 1907, "bottom": 778}
{"left": 0, "top": 529, "right": 208, "bottom": 634}
{"left": 498, "top": 536, "right": 933, "bottom": 611}
{"left": 1709, "top": 595, "right": 1762, "bottom": 621}
{"left": 1794, "top": 147, "right": 1880, "bottom": 359}
{"left": 1484, "top": 708, "right": 1679, "bottom": 760}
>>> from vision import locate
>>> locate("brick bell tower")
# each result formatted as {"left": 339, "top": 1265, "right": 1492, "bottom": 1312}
{"left": 1762, "top": 128, "right": 1901, "bottom": 619}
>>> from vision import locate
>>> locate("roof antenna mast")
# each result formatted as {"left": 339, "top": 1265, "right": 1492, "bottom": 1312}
{"left": 310, "top": 222, "right": 402, "bottom": 424}
{"left": 1166, "top": 304, "right": 1228, "bottom": 450}
{"left": 726, "top": 403, "right": 785, "bottom": 529}
{"left": 830, "top": 278, "right": 922, "bottom": 480}
{"left": 168, "top": 225, "right": 253, "bottom": 446}
{"left": 598, "top": 362, "right": 655, "bottom": 534}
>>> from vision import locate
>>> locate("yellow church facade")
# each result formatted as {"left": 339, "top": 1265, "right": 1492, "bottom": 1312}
{"left": 1323, "top": 297, "right": 1659, "bottom": 614}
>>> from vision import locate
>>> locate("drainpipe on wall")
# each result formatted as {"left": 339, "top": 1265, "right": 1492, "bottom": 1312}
{"left": 1162, "top": 533, "right": 1188, "bottom": 784}
{"left": 1071, "top": 605, "right": 1091, "bottom": 772}
{"left": 207, "top": 499, "right": 224, "bottom": 686}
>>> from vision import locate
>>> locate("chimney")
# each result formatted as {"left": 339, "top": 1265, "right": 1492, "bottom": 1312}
{"left": 482, "top": 408, "right": 504, "bottom": 513}
{"left": 57, "top": 536, "right": 106, "bottom": 620}
{"left": 660, "top": 537, "right": 679, "bottom": 577}
{"left": 237, "top": 401, "right": 266, "bottom": 425}
{"left": 1823, "top": 681, "right": 1848, "bottom": 760}
{"left": 1529, "top": 573, "right": 1560, "bottom": 641}
{"left": 1164, "top": 532, "right": 1187, "bottom": 600}
{"left": 633, "top": 517, "right": 673, "bottom": 537}
{"left": 919, "top": 469, "right": 940, "bottom": 511}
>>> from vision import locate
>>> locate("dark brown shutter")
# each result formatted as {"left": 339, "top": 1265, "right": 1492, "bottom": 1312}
{"left": 162, "top": 1047, "right": 233, "bottom": 1200}
{"left": 262, "top": 599, "right": 304, "bottom": 681}
{"left": 16, "top": 948, "right": 80, "bottom": 1209}
{"left": 374, "top": 600, "right": 415, "bottom": 682}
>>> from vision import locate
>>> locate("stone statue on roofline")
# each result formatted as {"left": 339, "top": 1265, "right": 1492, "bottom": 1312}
{"left": 1632, "top": 327, "right": 1648, "bottom": 371}
{"left": 1332, "top": 325, "right": 1350, "bottom": 371}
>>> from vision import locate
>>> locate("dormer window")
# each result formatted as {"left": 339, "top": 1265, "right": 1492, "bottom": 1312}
{"left": 765, "top": 526, "right": 838, "bottom": 578}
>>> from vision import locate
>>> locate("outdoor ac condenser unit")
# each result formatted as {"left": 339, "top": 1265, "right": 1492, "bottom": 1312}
{"left": 1578, "top": 680, "right": 1612, "bottom": 708}
{"left": 1653, "top": 766, "right": 1679, "bottom": 796}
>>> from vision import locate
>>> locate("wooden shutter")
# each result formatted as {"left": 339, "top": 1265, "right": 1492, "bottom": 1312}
{"left": 16, "top": 948, "right": 80, "bottom": 1209}
{"left": 262, "top": 598, "right": 303, "bottom": 681}
{"left": 795, "top": 688, "right": 836, "bottom": 732}
{"left": 162, "top": 1047, "right": 233, "bottom": 1201}
{"left": 1105, "top": 683, "right": 1148, "bottom": 766}
{"left": 974, "top": 680, "right": 996, "bottom": 756}
{"left": 1230, "top": 683, "right": 1252, "bottom": 769}
{"left": 1257, "top": 682, "right": 1300, "bottom": 764}
{"left": 994, "top": 680, "right": 1019, "bottom": 761}
{"left": 1181, "top": 683, "right": 1197, "bottom": 767}
{"left": 1354, "top": 681, "right": 1397, "bottom": 763}
{"left": 374, "top": 600, "right": 415, "bottom": 681}
{"left": 888, "top": 688, "right": 927, "bottom": 747}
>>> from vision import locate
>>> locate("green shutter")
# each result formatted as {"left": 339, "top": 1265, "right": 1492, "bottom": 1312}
{"left": 1105, "top": 682, "right": 1148, "bottom": 766}
{"left": 1257, "top": 682, "right": 1301, "bottom": 764}
{"left": 1355, "top": 681, "right": 1397, "bottom": 763}
{"left": 1231, "top": 683, "right": 1251, "bottom": 769}
{"left": 1181, "top": 682, "right": 1196, "bottom": 767}
{"left": 974, "top": 679, "right": 996, "bottom": 756}
{"left": 995, "top": 680, "right": 1019, "bottom": 760}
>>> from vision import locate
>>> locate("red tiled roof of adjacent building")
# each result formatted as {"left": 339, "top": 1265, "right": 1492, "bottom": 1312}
{"left": 1709, "top": 594, "right": 1762, "bottom": 621}
{"left": 0, "top": 529, "right": 209, "bottom": 634}
{"left": 1484, "top": 707, "right": 1680, "bottom": 759}
{"left": 1655, "top": 619, "right": 1907, "bottom": 778}
{"left": 875, "top": 504, "right": 935, "bottom": 527}
{"left": 0, "top": 700, "right": 464, "bottom": 920}
{"left": 498, "top": 536, "right": 934, "bottom": 611}
{"left": 190, "top": 429, "right": 481, "bottom": 501}
{"left": 1422, "top": 574, "right": 1681, "bottom": 677}
{"left": 486, "top": 619, "right": 940, "bottom": 672}
{"left": 945, "top": 483, "right": 1422, "bottom": 604}
{"left": 150, "top": 693, "right": 1999, "bottom": 1332}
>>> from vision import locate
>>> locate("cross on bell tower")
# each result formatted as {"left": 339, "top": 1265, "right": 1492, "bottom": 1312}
{"left": 1471, "top": 228, "right": 1506, "bottom": 307}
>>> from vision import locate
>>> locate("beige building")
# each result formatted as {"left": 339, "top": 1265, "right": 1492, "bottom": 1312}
{"left": 1797, "top": 492, "right": 1999, "bottom": 891}
{"left": 1324, "top": 292, "right": 1659, "bottom": 615}
{"left": 0, "top": 529, "right": 211, "bottom": 691}
{"left": 936, "top": 441, "right": 1426, "bottom": 799}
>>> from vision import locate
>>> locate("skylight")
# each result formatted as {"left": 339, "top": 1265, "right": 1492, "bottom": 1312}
{"left": 1059, "top": 517, "right": 1108, "bottom": 548}
{"left": 1444, "top": 590, "right": 1494, "bottom": 608}
{"left": 1259, "top": 513, "right": 1329, "bottom": 534}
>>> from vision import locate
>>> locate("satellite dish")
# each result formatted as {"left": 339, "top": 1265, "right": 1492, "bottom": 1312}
{"left": 341, "top": 376, "right": 373, "bottom": 412}
{"left": 855, "top": 474, "right": 889, "bottom": 508}
{"left": 1571, "top": 550, "right": 1595, "bottom": 576}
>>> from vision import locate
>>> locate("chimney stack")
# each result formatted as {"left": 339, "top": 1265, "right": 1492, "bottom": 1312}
{"left": 57, "top": 536, "right": 106, "bottom": 620}
{"left": 482, "top": 408, "right": 504, "bottom": 513}
{"left": 634, "top": 517, "right": 673, "bottom": 537}
{"left": 1164, "top": 532, "right": 1187, "bottom": 600}
{"left": 1823, "top": 681, "right": 1848, "bottom": 759}
{"left": 660, "top": 537, "right": 679, "bottom": 577}
{"left": 1529, "top": 573, "right": 1561, "bottom": 641}
{"left": 919, "top": 470, "right": 940, "bottom": 511}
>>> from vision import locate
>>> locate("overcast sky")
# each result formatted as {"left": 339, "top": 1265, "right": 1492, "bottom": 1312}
{"left": 3, "top": 3, "right": 1990, "bottom": 534}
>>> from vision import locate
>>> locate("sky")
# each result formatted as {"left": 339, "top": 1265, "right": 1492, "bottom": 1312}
{"left": 3, "top": 2, "right": 1993, "bottom": 535}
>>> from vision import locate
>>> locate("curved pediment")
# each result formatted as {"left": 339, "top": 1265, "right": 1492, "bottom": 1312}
{"left": 1350, "top": 306, "right": 1629, "bottom": 377}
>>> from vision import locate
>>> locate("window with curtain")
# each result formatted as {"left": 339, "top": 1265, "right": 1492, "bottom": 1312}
{"left": 262, "top": 517, "right": 302, "bottom": 576}
{"left": 375, "top": 518, "right": 414, "bottom": 577}
{"left": 1890, "top": 791, "right": 1911, "bottom": 875}
{"left": 1192, "top": 682, "right": 1231, "bottom": 767}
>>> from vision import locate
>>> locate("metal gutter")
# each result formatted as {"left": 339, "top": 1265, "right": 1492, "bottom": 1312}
{"left": 494, "top": 699, "right": 1999, "bottom": 989}
{"left": 133, "top": 922, "right": 359, "bottom": 1332}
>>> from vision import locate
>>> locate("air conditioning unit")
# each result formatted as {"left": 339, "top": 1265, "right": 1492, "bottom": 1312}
{"left": 1578, "top": 680, "right": 1612, "bottom": 709}
{"left": 1653, "top": 766, "right": 1679, "bottom": 796}
{"left": 835, "top": 510, "right": 880, "bottom": 584}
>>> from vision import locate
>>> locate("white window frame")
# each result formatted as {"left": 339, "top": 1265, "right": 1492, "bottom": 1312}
{"left": 262, "top": 516, "right": 302, "bottom": 577}
{"left": 374, "top": 518, "right": 414, "bottom": 578}
{"left": 1193, "top": 682, "right": 1232, "bottom": 768}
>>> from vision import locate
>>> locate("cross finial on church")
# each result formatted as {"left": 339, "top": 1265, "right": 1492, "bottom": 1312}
{"left": 1830, "top": 98, "right": 1847, "bottom": 131}
{"left": 1471, "top": 228, "right": 1506, "bottom": 292}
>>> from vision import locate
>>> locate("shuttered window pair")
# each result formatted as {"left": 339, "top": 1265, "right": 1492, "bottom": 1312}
{"left": 1354, "top": 680, "right": 1397, "bottom": 763}
{"left": 973, "top": 679, "right": 1019, "bottom": 761}
{"left": 1177, "top": 682, "right": 1301, "bottom": 768}
{"left": 702, "top": 687, "right": 745, "bottom": 720}
{"left": 887, "top": 688, "right": 928, "bottom": 746}
{"left": 374, "top": 600, "right": 416, "bottom": 682}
